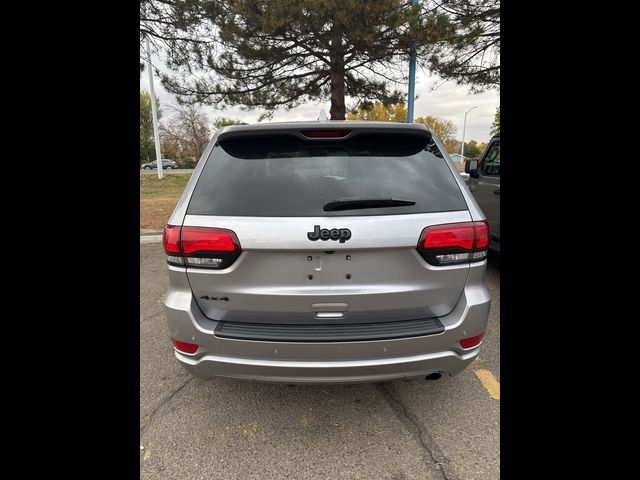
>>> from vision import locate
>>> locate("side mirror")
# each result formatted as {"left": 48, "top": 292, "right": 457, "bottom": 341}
{"left": 464, "top": 159, "right": 479, "bottom": 176}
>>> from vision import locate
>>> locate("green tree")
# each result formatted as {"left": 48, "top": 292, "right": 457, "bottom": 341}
{"left": 346, "top": 102, "right": 407, "bottom": 122}
{"left": 490, "top": 106, "right": 500, "bottom": 135}
{"left": 140, "top": 90, "right": 161, "bottom": 164}
{"left": 141, "top": 0, "right": 452, "bottom": 120}
{"left": 426, "top": 0, "right": 500, "bottom": 93}
{"left": 213, "top": 117, "right": 244, "bottom": 129}
{"left": 462, "top": 139, "right": 482, "bottom": 158}
{"left": 414, "top": 115, "right": 458, "bottom": 153}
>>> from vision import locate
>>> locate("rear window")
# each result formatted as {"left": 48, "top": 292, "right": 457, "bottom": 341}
{"left": 187, "top": 132, "right": 467, "bottom": 217}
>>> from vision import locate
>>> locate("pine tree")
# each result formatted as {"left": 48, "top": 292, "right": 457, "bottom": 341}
{"left": 426, "top": 0, "right": 500, "bottom": 93}
{"left": 141, "top": 0, "right": 452, "bottom": 120}
{"left": 490, "top": 106, "right": 500, "bottom": 135}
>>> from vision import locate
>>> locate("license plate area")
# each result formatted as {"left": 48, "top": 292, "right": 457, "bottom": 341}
{"left": 304, "top": 252, "right": 355, "bottom": 283}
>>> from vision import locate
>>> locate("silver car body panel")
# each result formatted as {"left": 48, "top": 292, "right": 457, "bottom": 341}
{"left": 183, "top": 211, "right": 472, "bottom": 322}
{"left": 165, "top": 261, "right": 489, "bottom": 383}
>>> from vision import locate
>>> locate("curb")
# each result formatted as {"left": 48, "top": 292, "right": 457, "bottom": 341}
{"left": 140, "top": 234, "right": 163, "bottom": 244}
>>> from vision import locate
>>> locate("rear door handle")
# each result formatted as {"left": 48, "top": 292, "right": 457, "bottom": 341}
{"left": 494, "top": 189, "right": 500, "bottom": 195}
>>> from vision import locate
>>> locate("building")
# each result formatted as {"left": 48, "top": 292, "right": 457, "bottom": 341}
{"left": 449, "top": 153, "right": 467, "bottom": 172}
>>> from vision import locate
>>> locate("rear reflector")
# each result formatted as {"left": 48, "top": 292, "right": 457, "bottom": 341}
{"left": 417, "top": 220, "right": 489, "bottom": 266}
{"left": 163, "top": 225, "right": 242, "bottom": 269}
{"left": 171, "top": 338, "right": 199, "bottom": 354}
{"left": 460, "top": 333, "right": 485, "bottom": 349}
{"left": 301, "top": 130, "right": 350, "bottom": 138}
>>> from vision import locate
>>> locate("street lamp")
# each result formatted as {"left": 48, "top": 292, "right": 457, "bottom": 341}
{"left": 145, "top": 36, "right": 163, "bottom": 179}
{"left": 406, "top": 0, "right": 419, "bottom": 123}
{"left": 460, "top": 106, "right": 477, "bottom": 161}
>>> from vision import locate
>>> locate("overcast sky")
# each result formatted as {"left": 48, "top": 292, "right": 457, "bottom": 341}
{"left": 140, "top": 57, "right": 499, "bottom": 144}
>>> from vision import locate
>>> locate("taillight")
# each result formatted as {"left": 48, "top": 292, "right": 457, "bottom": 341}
{"left": 163, "top": 225, "right": 181, "bottom": 255}
{"left": 163, "top": 225, "right": 242, "bottom": 269}
{"left": 171, "top": 338, "right": 199, "bottom": 354}
{"left": 417, "top": 220, "right": 489, "bottom": 266}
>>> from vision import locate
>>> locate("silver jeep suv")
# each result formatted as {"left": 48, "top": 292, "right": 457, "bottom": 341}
{"left": 163, "top": 121, "right": 491, "bottom": 384}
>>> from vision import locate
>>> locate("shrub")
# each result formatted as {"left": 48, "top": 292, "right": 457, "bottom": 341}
{"left": 177, "top": 157, "right": 197, "bottom": 169}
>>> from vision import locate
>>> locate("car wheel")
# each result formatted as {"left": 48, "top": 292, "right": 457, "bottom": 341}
{"left": 144, "top": 166, "right": 151, "bottom": 170}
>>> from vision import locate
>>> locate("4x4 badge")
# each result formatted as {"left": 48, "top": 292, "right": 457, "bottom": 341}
{"left": 200, "top": 295, "right": 229, "bottom": 301}
{"left": 307, "top": 225, "right": 352, "bottom": 243}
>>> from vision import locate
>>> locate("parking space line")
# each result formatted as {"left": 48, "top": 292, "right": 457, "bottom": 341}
{"left": 474, "top": 369, "right": 500, "bottom": 400}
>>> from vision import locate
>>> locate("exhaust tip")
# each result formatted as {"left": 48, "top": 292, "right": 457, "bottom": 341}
{"left": 425, "top": 372, "right": 442, "bottom": 381}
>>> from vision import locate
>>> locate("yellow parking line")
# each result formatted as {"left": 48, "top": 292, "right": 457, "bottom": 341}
{"left": 474, "top": 369, "right": 500, "bottom": 400}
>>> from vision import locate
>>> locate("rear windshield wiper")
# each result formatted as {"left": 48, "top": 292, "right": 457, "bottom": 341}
{"left": 323, "top": 198, "right": 416, "bottom": 212}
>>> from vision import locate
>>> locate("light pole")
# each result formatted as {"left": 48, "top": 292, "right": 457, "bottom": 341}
{"left": 406, "top": 0, "right": 418, "bottom": 123}
{"left": 460, "top": 106, "right": 477, "bottom": 161}
{"left": 145, "top": 36, "right": 163, "bottom": 179}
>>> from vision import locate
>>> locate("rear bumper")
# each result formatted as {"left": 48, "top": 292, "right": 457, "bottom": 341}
{"left": 176, "top": 348, "right": 478, "bottom": 384}
{"left": 164, "top": 263, "right": 490, "bottom": 384}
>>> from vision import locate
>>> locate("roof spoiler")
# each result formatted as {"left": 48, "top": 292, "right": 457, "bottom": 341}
{"left": 217, "top": 122, "right": 432, "bottom": 142}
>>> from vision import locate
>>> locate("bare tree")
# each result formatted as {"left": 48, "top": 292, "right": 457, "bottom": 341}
{"left": 160, "top": 104, "right": 211, "bottom": 164}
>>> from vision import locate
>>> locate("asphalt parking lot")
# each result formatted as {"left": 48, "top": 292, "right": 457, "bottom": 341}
{"left": 140, "top": 243, "right": 500, "bottom": 480}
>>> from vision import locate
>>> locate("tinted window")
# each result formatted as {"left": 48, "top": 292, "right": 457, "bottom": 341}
{"left": 187, "top": 133, "right": 467, "bottom": 217}
{"left": 481, "top": 141, "right": 500, "bottom": 176}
